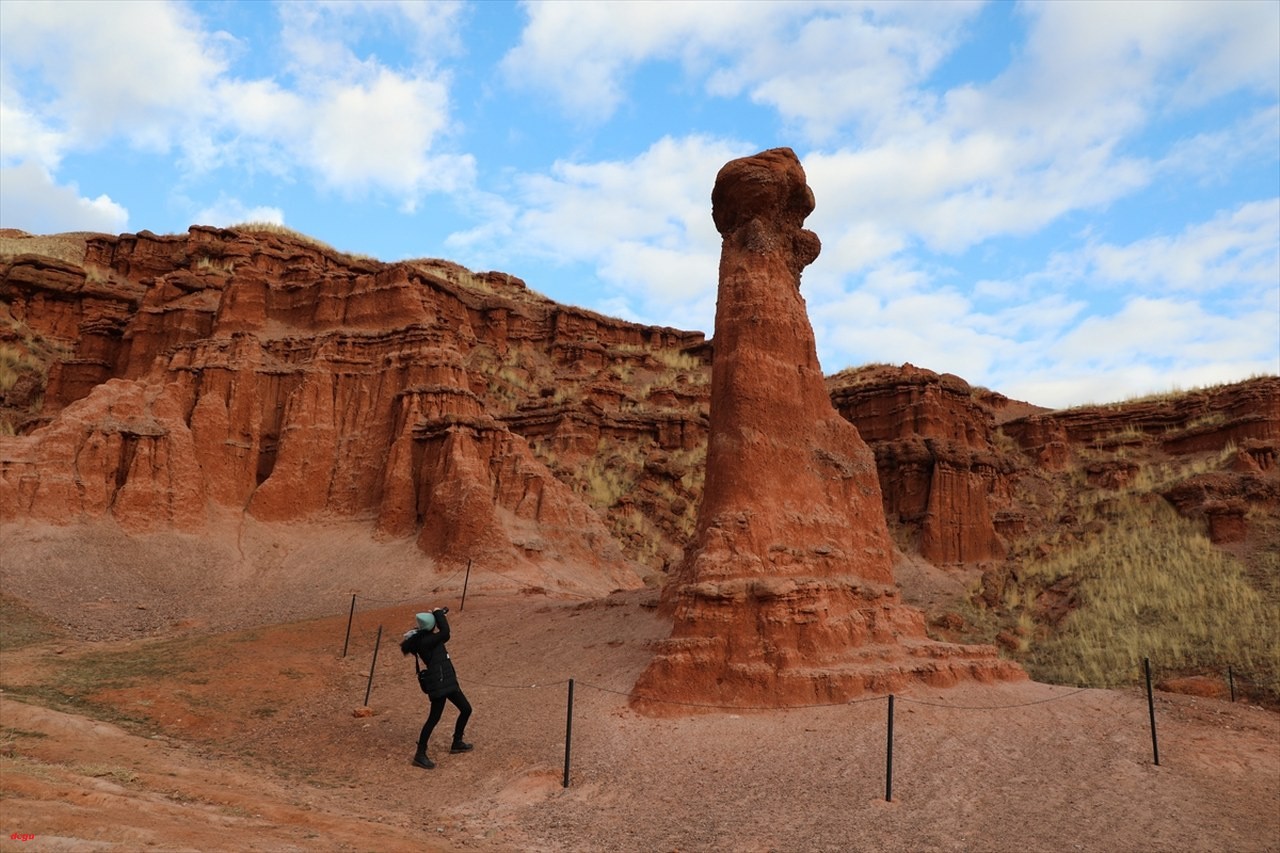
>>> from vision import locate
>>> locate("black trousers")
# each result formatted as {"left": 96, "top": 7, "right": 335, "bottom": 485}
{"left": 418, "top": 687, "right": 471, "bottom": 749}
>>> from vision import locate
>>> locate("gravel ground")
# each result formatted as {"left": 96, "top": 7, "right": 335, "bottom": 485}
{"left": 2, "top": 522, "right": 1278, "bottom": 852}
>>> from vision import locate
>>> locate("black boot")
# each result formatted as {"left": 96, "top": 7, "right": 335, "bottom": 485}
{"left": 412, "top": 748, "right": 435, "bottom": 769}
{"left": 450, "top": 739, "right": 473, "bottom": 754}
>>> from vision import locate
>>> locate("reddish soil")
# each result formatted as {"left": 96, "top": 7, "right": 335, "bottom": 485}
{"left": 3, "top": 586, "right": 1277, "bottom": 853}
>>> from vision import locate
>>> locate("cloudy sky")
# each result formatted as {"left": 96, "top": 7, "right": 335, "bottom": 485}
{"left": 2, "top": 0, "right": 1277, "bottom": 408}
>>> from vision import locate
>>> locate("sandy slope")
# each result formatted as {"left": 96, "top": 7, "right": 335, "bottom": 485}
{"left": 3, "top": 587, "right": 1278, "bottom": 853}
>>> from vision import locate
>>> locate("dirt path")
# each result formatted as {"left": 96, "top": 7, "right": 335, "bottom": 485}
{"left": 3, "top": 590, "right": 1278, "bottom": 852}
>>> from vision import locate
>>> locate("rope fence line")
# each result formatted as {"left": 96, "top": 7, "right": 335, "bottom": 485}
{"left": 581, "top": 680, "right": 892, "bottom": 711}
{"left": 352, "top": 567, "right": 599, "bottom": 608}
{"left": 345, "top": 610, "right": 1252, "bottom": 797}
{"left": 467, "top": 677, "right": 572, "bottom": 691}
{"left": 350, "top": 592, "right": 434, "bottom": 606}
{"left": 341, "top": 587, "right": 1271, "bottom": 704}
{"left": 339, "top": 587, "right": 1268, "bottom": 715}
{"left": 336, "top": 583, "right": 1262, "bottom": 792}
{"left": 338, "top": 558, "right": 614, "bottom": 657}
{"left": 896, "top": 686, "right": 1094, "bottom": 711}
{"left": 447, "top": 673, "right": 1099, "bottom": 714}
{"left": 447, "top": 673, "right": 1170, "bottom": 795}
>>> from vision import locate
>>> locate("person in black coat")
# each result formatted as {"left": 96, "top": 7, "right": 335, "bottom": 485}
{"left": 400, "top": 607, "right": 473, "bottom": 770}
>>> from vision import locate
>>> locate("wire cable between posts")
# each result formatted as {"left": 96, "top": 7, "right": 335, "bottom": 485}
{"left": 467, "top": 677, "right": 572, "bottom": 691}
{"left": 896, "top": 686, "right": 1094, "bottom": 711}
{"left": 456, "top": 676, "right": 1100, "bottom": 714}
{"left": 580, "top": 680, "right": 888, "bottom": 712}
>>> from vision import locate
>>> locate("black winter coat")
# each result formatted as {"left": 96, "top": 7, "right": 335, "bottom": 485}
{"left": 401, "top": 612, "right": 459, "bottom": 699}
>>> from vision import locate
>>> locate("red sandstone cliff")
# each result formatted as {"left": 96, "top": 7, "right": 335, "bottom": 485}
{"left": 0, "top": 227, "right": 713, "bottom": 593}
{"left": 829, "top": 363, "right": 1023, "bottom": 565}
{"left": 3, "top": 224, "right": 1276, "bottom": 695}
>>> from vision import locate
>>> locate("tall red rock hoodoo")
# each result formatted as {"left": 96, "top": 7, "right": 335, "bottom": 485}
{"left": 632, "top": 149, "right": 1020, "bottom": 712}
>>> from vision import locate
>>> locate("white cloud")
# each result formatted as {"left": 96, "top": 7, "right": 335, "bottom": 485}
{"left": 1054, "top": 0, "right": 1279, "bottom": 104}
{"left": 447, "top": 134, "right": 747, "bottom": 331}
{"left": 977, "top": 294, "right": 1087, "bottom": 339}
{"left": 222, "top": 3, "right": 474, "bottom": 206}
{"left": 1083, "top": 200, "right": 1279, "bottom": 293}
{"left": 998, "top": 294, "right": 1280, "bottom": 408}
{"left": 193, "top": 196, "right": 284, "bottom": 229}
{"left": 501, "top": 1, "right": 768, "bottom": 121}
{"left": 0, "top": 0, "right": 227, "bottom": 151}
{"left": 947, "top": 199, "right": 1280, "bottom": 406}
{"left": 1159, "top": 105, "right": 1280, "bottom": 186}
{"left": 1001, "top": 1, "right": 1279, "bottom": 137}
{"left": 597, "top": 241, "right": 721, "bottom": 327}
{"left": 709, "top": 1, "right": 982, "bottom": 141}
{"left": 503, "top": 0, "right": 981, "bottom": 135}
{"left": 0, "top": 160, "right": 128, "bottom": 234}
{"left": 794, "top": 1, "right": 1276, "bottom": 261}
{"left": 1054, "top": 298, "right": 1223, "bottom": 365}
{"left": 304, "top": 71, "right": 473, "bottom": 206}
{"left": 0, "top": 0, "right": 471, "bottom": 216}
{"left": 812, "top": 285, "right": 1007, "bottom": 379}
{"left": 986, "top": 198, "right": 1280, "bottom": 304}
{"left": 278, "top": 0, "right": 464, "bottom": 78}
{"left": 0, "top": 91, "right": 68, "bottom": 170}
{"left": 807, "top": 139, "right": 1149, "bottom": 259}
{"left": 231, "top": 3, "right": 474, "bottom": 208}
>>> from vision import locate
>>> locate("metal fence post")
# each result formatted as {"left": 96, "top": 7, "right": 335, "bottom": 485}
{"left": 1144, "top": 657, "right": 1160, "bottom": 766}
{"left": 364, "top": 625, "right": 383, "bottom": 707}
{"left": 342, "top": 593, "right": 356, "bottom": 658}
{"left": 460, "top": 559, "right": 472, "bottom": 612}
{"left": 885, "top": 694, "right": 895, "bottom": 802}
{"left": 563, "top": 678, "right": 575, "bottom": 788}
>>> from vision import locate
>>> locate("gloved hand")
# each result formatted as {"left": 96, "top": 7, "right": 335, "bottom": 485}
{"left": 436, "top": 606, "right": 449, "bottom": 615}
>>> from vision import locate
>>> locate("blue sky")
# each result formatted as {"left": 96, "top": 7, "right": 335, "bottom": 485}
{"left": 1, "top": 0, "right": 1276, "bottom": 409}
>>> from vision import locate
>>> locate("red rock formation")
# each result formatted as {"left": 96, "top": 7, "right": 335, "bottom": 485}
{"left": 0, "top": 379, "right": 207, "bottom": 532}
{"left": 6, "top": 222, "right": 1275, "bottom": 695}
{"left": 1004, "top": 377, "right": 1280, "bottom": 460}
{"left": 1, "top": 227, "right": 714, "bottom": 592}
{"left": 632, "top": 149, "right": 1020, "bottom": 713}
{"left": 830, "top": 365, "right": 1014, "bottom": 564}
{"left": 1161, "top": 472, "right": 1280, "bottom": 544}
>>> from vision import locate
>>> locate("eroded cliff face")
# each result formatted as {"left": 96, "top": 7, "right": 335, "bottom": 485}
{"left": 3, "top": 225, "right": 1276, "bottom": 680}
{"left": 829, "top": 365, "right": 1279, "bottom": 560}
{"left": 0, "top": 227, "right": 712, "bottom": 592}
{"left": 829, "top": 364, "right": 1021, "bottom": 565}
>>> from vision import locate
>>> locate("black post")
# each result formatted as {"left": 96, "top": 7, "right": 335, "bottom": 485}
{"left": 885, "top": 694, "right": 895, "bottom": 803}
{"left": 364, "top": 624, "right": 383, "bottom": 707}
{"left": 460, "top": 559, "right": 472, "bottom": 612}
{"left": 342, "top": 593, "right": 356, "bottom": 658}
{"left": 1228, "top": 666, "right": 1236, "bottom": 703}
{"left": 1144, "top": 657, "right": 1160, "bottom": 766}
{"left": 563, "top": 678, "right": 575, "bottom": 789}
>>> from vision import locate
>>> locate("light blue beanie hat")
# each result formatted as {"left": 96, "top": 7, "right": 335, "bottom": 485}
{"left": 415, "top": 611, "right": 436, "bottom": 631}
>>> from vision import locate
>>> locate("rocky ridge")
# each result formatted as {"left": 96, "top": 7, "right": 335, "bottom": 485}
{"left": 0, "top": 227, "right": 710, "bottom": 593}
{"left": 2, "top": 224, "right": 1277, "bottom": 697}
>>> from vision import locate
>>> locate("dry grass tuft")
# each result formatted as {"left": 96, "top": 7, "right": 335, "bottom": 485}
{"left": 227, "top": 222, "right": 378, "bottom": 262}
{"left": 1021, "top": 496, "right": 1279, "bottom": 696}
{"left": 0, "top": 343, "right": 40, "bottom": 392}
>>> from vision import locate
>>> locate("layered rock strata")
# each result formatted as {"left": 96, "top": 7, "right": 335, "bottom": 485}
{"left": 830, "top": 364, "right": 1017, "bottom": 563}
{"left": 632, "top": 149, "right": 1020, "bottom": 713}
{"left": 0, "top": 227, "right": 693, "bottom": 592}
